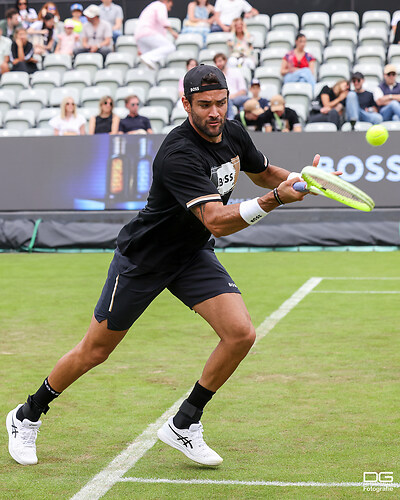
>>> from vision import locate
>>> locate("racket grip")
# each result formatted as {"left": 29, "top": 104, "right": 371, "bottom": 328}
{"left": 292, "top": 181, "right": 308, "bottom": 192}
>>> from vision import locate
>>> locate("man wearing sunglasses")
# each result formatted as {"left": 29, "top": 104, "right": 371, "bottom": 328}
{"left": 346, "top": 71, "right": 383, "bottom": 128}
{"left": 373, "top": 64, "right": 400, "bottom": 121}
{"left": 119, "top": 94, "right": 153, "bottom": 135}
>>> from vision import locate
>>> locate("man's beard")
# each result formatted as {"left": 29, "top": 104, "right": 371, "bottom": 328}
{"left": 191, "top": 108, "right": 226, "bottom": 138}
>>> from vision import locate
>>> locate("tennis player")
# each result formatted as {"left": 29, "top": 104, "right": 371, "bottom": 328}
{"left": 7, "top": 64, "right": 318, "bottom": 467}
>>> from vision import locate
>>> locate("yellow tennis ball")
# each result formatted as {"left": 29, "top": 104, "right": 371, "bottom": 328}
{"left": 366, "top": 125, "right": 389, "bottom": 146}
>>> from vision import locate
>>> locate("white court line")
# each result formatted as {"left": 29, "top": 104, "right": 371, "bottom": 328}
{"left": 322, "top": 277, "right": 400, "bottom": 280}
{"left": 313, "top": 291, "right": 400, "bottom": 294}
{"left": 119, "top": 477, "right": 400, "bottom": 488}
{"left": 70, "top": 277, "right": 322, "bottom": 500}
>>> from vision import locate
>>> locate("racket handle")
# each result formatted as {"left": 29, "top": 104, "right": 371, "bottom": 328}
{"left": 292, "top": 181, "right": 308, "bottom": 192}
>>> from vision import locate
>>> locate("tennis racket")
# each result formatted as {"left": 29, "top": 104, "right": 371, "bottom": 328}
{"left": 292, "top": 166, "right": 375, "bottom": 212}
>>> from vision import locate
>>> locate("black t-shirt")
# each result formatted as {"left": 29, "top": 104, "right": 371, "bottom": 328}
{"left": 233, "top": 110, "right": 269, "bottom": 131}
{"left": 318, "top": 85, "right": 346, "bottom": 106}
{"left": 357, "top": 90, "right": 376, "bottom": 109}
{"left": 10, "top": 41, "right": 34, "bottom": 62}
{"left": 263, "top": 107, "right": 300, "bottom": 131}
{"left": 119, "top": 114, "right": 151, "bottom": 133}
{"left": 117, "top": 119, "right": 267, "bottom": 270}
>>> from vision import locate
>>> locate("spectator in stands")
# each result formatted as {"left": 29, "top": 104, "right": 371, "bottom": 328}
{"left": 49, "top": 96, "right": 86, "bottom": 135}
{"left": 119, "top": 94, "right": 153, "bottom": 135}
{"left": 346, "top": 72, "right": 383, "bottom": 127}
{"left": 392, "top": 10, "right": 400, "bottom": 44}
{"left": 181, "top": 0, "right": 215, "bottom": 47}
{"left": 178, "top": 57, "right": 198, "bottom": 97}
{"left": 234, "top": 98, "right": 268, "bottom": 131}
{"left": 135, "top": 0, "right": 178, "bottom": 71}
{"left": 373, "top": 64, "right": 400, "bottom": 122}
{"left": 3, "top": 26, "right": 37, "bottom": 74}
{"left": 281, "top": 33, "right": 315, "bottom": 90}
{"left": 211, "top": 0, "right": 258, "bottom": 33}
{"left": 73, "top": 4, "right": 112, "bottom": 61}
{"left": 227, "top": 17, "right": 255, "bottom": 70}
{"left": 55, "top": 19, "right": 80, "bottom": 55}
{"left": 263, "top": 94, "right": 301, "bottom": 132}
{"left": 0, "top": 28, "right": 12, "bottom": 73}
{"left": 28, "top": 12, "right": 55, "bottom": 55}
{"left": 213, "top": 52, "right": 247, "bottom": 119}
{"left": 0, "top": 8, "right": 22, "bottom": 40}
{"left": 99, "top": 0, "right": 124, "bottom": 45}
{"left": 37, "top": 2, "right": 60, "bottom": 24}
{"left": 308, "top": 79, "right": 349, "bottom": 129}
{"left": 65, "top": 3, "right": 87, "bottom": 34}
{"left": 89, "top": 95, "right": 120, "bottom": 135}
{"left": 246, "top": 78, "right": 269, "bottom": 110}
{"left": 15, "top": 0, "right": 37, "bottom": 29}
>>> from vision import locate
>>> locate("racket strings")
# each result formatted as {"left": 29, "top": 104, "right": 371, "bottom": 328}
{"left": 310, "top": 177, "right": 365, "bottom": 202}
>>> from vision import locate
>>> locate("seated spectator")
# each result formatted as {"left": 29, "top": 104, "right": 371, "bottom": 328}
{"left": 346, "top": 72, "right": 383, "bottom": 127}
{"left": 263, "top": 95, "right": 301, "bottom": 132}
{"left": 373, "top": 64, "right": 400, "bottom": 122}
{"left": 234, "top": 98, "right": 268, "bottom": 131}
{"left": 37, "top": 2, "right": 60, "bottom": 24}
{"left": 0, "top": 8, "right": 22, "bottom": 40}
{"left": 3, "top": 26, "right": 37, "bottom": 74}
{"left": 246, "top": 78, "right": 269, "bottom": 110}
{"left": 213, "top": 52, "right": 247, "bottom": 119}
{"left": 227, "top": 17, "right": 255, "bottom": 70}
{"left": 392, "top": 10, "right": 400, "bottom": 44}
{"left": 179, "top": 58, "right": 198, "bottom": 97}
{"left": 49, "top": 96, "right": 86, "bottom": 135}
{"left": 135, "top": 0, "right": 177, "bottom": 70}
{"left": 15, "top": 0, "right": 37, "bottom": 29}
{"left": 88, "top": 95, "right": 120, "bottom": 134}
{"left": 55, "top": 19, "right": 80, "bottom": 55}
{"left": 281, "top": 33, "right": 315, "bottom": 90}
{"left": 28, "top": 12, "right": 55, "bottom": 55}
{"left": 99, "top": 0, "right": 124, "bottom": 45}
{"left": 211, "top": 0, "right": 258, "bottom": 33}
{"left": 64, "top": 3, "right": 87, "bottom": 34}
{"left": 73, "top": 5, "right": 112, "bottom": 61}
{"left": 119, "top": 95, "right": 153, "bottom": 135}
{"left": 0, "top": 28, "right": 12, "bottom": 73}
{"left": 181, "top": 0, "right": 215, "bottom": 47}
{"left": 308, "top": 79, "right": 349, "bottom": 129}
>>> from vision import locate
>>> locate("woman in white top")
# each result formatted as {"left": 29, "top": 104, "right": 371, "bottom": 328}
{"left": 15, "top": 0, "right": 38, "bottom": 29}
{"left": 49, "top": 96, "right": 86, "bottom": 136}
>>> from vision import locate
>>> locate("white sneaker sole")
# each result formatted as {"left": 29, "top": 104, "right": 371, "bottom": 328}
{"left": 6, "top": 407, "right": 37, "bottom": 466}
{"left": 157, "top": 425, "right": 223, "bottom": 466}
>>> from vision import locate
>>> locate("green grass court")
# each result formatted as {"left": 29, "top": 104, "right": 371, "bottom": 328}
{"left": 1, "top": 252, "right": 399, "bottom": 499}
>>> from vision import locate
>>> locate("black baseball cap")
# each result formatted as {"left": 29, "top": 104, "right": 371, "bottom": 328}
{"left": 351, "top": 71, "right": 364, "bottom": 80}
{"left": 184, "top": 64, "right": 228, "bottom": 97}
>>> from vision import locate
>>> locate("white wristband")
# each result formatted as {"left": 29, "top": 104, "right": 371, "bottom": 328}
{"left": 239, "top": 197, "right": 268, "bottom": 225}
{"left": 287, "top": 171, "right": 302, "bottom": 181}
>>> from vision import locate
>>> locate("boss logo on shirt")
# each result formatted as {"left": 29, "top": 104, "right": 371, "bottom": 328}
{"left": 190, "top": 87, "right": 199, "bottom": 92}
{"left": 211, "top": 156, "right": 240, "bottom": 196}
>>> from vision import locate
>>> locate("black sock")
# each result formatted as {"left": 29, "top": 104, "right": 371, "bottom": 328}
{"left": 173, "top": 381, "right": 215, "bottom": 429}
{"left": 16, "top": 378, "right": 61, "bottom": 422}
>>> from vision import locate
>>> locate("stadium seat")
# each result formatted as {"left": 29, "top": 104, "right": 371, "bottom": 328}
{"left": 22, "top": 128, "right": 54, "bottom": 137}
{"left": 288, "top": 102, "right": 307, "bottom": 124}
{"left": 270, "top": 13, "right": 299, "bottom": 36}
{"left": 260, "top": 47, "right": 286, "bottom": 67}
{"left": 124, "top": 18, "right": 138, "bottom": 35}
{"left": 125, "top": 68, "right": 156, "bottom": 97}
{"left": 387, "top": 45, "right": 400, "bottom": 66}
{"left": 140, "top": 105, "right": 169, "bottom": 133}
{"left": 358, "top": 27, "right": 388, "bottom": 47}
{"left": 49, "top": 87, "right": 80, "bottom": 107}
{"left": 355, "top": 46, "right": 386, "bottom": 66}
{"left": 323, "top": 46, "right": 354, "bottom": 67}
{"left": 162, "top": 124, "right": 178, "bottom": 134}
{"left": 0, "top": 129, "right": 20, "bottom": 137}
{"left": 166, "top": 49, "right": 195, "bottom": 70}
{"left": 245, "top": 14, "right": 270, "bottom": 39}
{"left": 94, "top": 69, "right": 124, "bottom": 95}
{"left": 17, "top": 89, "right": 48, "bottom": 117}
{"left": 105, "top": 52, "right": 135, "bottom": 78}
{"left": 206, "top": 32, "right": 231, "bottom": 54}
{"left": 62, "top": 70, "right": 92, "bottom": 90}
{"left": 170, "top": 105, "right": 187, "bottom": 125}
{"left": 157, "top": 67, "right": 185, "bottom": 88}
{"left": 239, "top": 65, "right": 252, "bottom": 86}
{"left": 37, "top": 108, "right": 58, "bottom": 129}
{"left": 251, "top": 31, "right": 266, "bottom": 50}
{"left": 115, "top": 35, "right": 138, "bottom": 57}
{"left": 341, "top": 121, "right": 372, "bottom": 131}
{"left": 301, "top": 30, "right": 326, "bottom": 53}
{"left": 175, "top": 33, "right": 203, "bottom": 59}
{"left": 77, "top": 107, "right": 97, "bottom": 132}
{"left": 352, "top": 64, "right": 383, "bottom": 86}
{"left": 112, "top": 106, "right": 129, "bottom": 119}
{"left": 169, "top": 17, "right": 182, "bottom": 33}
{"left": 0, "top": 71, "right": 29, "bottom": 97}
{"left": 330, "top": 11, "right": 359, "bottom": 30}
{"left": 81, "top": 86, "right": 112, "bottom": 108}
{"left": 328, "top": 29, "right": 358, "bottom": 50}
{"left": 266, "top": 30, "right": 295, "bottom": 51}
{"left": 362, "top": 10, "right": 390, "bottom": 30}
{"left": 301, "top": 12, "right": 330, "bottom": 35}
{"left": 74, "top": 53, "right": 103, "bottom": 79}
{"left": 260, "top": 83, "right": 281, "bottom": 100}
{"left": 31, "top": 70, "right": 61, "bottom": 92}
{"left": 146, "top": 86, "right": 178, "bottom": 114}
{"left": 115, "top": 86, "right": 146, "bottom": 107}
{"left": 254, "top": 66, "right": 282, "bottom": 90}
{"left": 379, "top": 121, "right": 400, "bottom": 131}
{"left": 304, "top": 122, "right": 338, "bottom": 132}
{"left": 198, "top": 49, "right": 218, "bottom": 66}
{"left": 4, "top": 109, "right": 35, "bottom": 132}
{"left": 319, "top": 63, "right": 350, "bottom": 82}
{"left": 281, "top": 82, "right": 313, "bottom": 113}
{"left": 0, "top": 89, "right": 16, "bottom": 115}
{"left": 43, "top": 53, "right": 72, "bottom": 75}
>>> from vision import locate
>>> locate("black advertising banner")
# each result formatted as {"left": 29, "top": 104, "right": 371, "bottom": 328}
{"left": 0, "top": 132, "right": 399, "bottom": 211}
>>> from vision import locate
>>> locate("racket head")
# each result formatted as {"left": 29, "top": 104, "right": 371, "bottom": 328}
{"left": 300, "top": 166, "right": 375, "bottom": 212}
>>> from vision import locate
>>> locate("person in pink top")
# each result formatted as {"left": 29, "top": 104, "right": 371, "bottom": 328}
{"left": 55, "top": 18, "right": 79, "bottom": 55}
{"left": 135, "top": 0, "right": 178, "bottom": 70}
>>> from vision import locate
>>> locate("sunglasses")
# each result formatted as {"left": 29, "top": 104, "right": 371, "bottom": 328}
{"left": 386, "top": 72, "right": 397, "bottom": 76}
{"left": 66, "top": 102, "right": 75, "bottom": 106}
{"left": 129, "top": 102, "right": 139, "bottom": 106}
{"left": 352, "top": 78, "right": 361, "bottom": 82}
{"left": 103, "top": 101, "right": 113, "bottom": 106}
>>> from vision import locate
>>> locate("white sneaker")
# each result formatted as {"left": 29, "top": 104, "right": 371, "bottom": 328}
{"left": 157, "top": 417, "right": 223, "bottom": 466}
{"left": 139, "top": 54, "right": 157, "bottom": 71}
{"left": 6, "top": 404, "right": 41, "bottom": 465}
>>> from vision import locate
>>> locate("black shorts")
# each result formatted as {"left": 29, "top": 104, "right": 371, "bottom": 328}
{"left": 94, "top": 244, "right": 241, "bottom": 331}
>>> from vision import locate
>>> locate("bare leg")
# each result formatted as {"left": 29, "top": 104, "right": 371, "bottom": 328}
{"left": 48, "top": 315, "right": 128, "bottom": 393}
{"left": 193, "top": 293, "right": 256, "bottom": 392}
